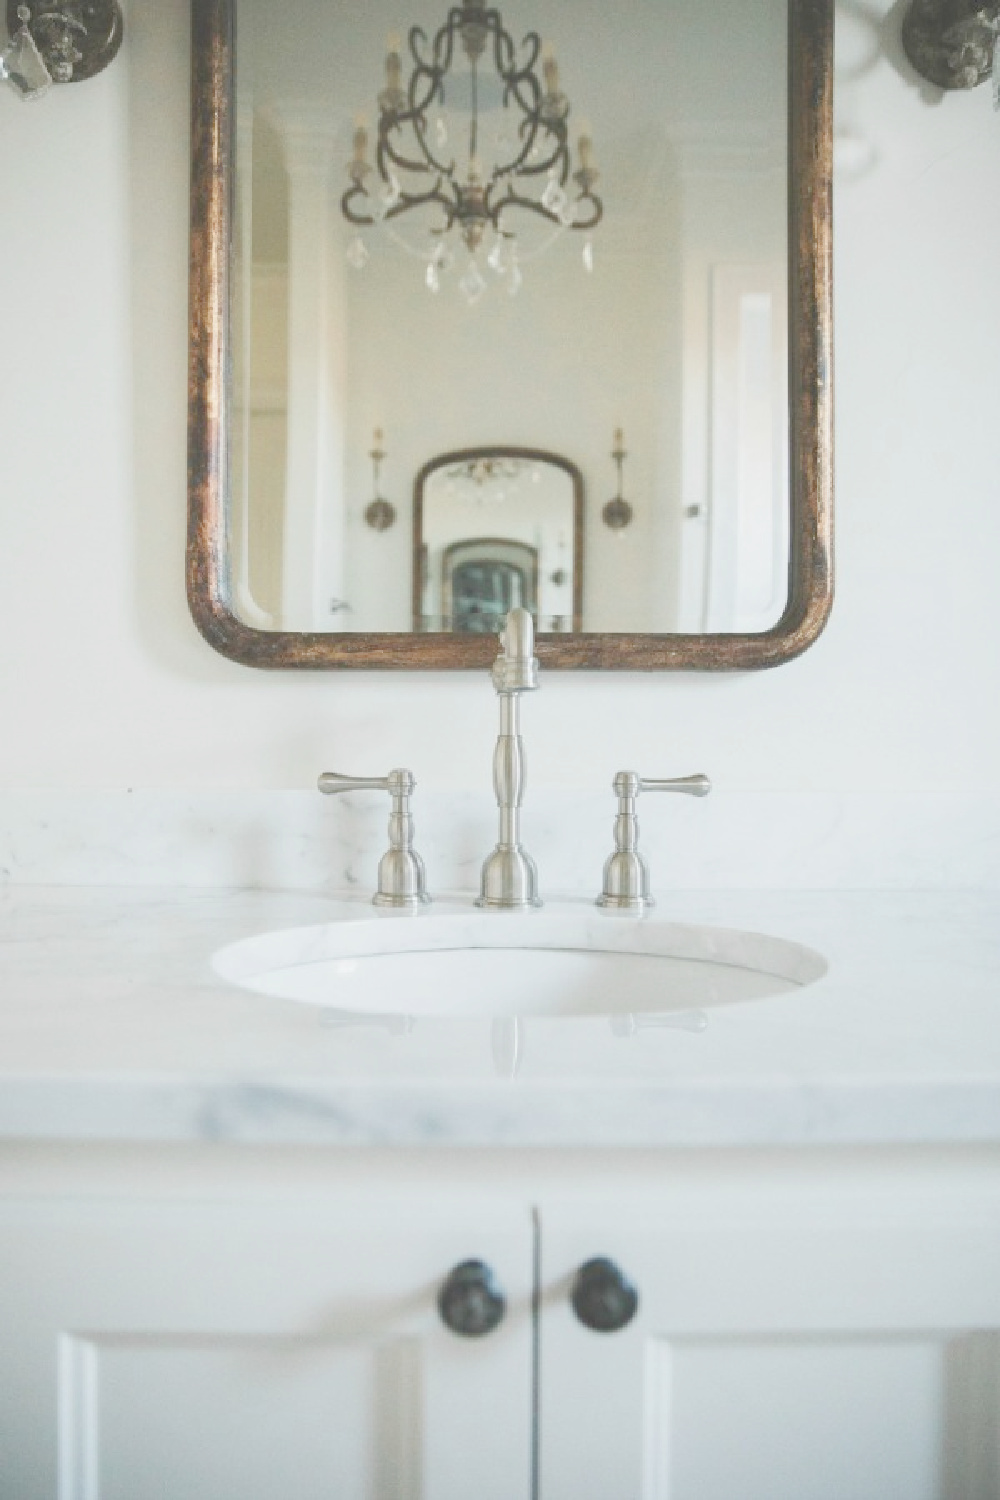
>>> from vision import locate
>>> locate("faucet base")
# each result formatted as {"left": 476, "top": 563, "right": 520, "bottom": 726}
{"left": 374, "top": 846, "right": 430, "bottom": 908}
{"left": 596, "top": 893, "right": 654, "bottom": 913}
{"left": 597, "top": 849, "right": 651, "bottom": 911}
{"left": 476, "top": 846, "right": 542, "bottom": 910}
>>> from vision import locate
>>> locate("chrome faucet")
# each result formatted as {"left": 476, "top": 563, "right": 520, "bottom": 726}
{"left": 596, "top": 770, "right": 711, "bottom": 911}
{"left": 477, "top": 608, "right": 542, "bottom": 909}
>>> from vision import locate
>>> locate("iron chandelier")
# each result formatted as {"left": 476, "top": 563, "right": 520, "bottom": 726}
{"left": 342, "top": 0, "right": 603, "bottom": 301}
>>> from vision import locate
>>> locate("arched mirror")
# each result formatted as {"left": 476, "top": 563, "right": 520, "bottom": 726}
{"left": 188, "top": 0, "right": 832, "bottom": 669}
{"left": 414, "top": 448, "right": 583, "bottom": 634}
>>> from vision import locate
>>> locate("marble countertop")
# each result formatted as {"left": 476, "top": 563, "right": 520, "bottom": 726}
{"left": 0, "top": 885, "right": 998, "bottom": 1148}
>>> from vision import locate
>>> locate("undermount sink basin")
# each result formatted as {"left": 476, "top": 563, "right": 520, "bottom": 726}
{"left": 213, "top": 908, "right": 827, "bottom": 1020}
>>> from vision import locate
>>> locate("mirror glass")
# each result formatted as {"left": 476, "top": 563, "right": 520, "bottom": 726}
{"left": 231, "top": 0, "right": 791, "bottom": 638}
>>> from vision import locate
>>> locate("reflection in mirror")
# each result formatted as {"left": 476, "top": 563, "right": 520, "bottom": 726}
{"left": 188, "top": 0, "right": 832, "bottom": 669}
{"left": 233, "top": 0, "right": 790, "bottom": 635}
{"left": 414, "top": 449, "right": 583, "bottom": 633}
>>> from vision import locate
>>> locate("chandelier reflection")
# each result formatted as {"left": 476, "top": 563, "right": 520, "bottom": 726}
{"left": 342, "top": 0, "right": 603, "bottom": 303}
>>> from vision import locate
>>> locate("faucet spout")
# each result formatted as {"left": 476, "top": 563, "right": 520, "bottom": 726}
{"left": 478, "top": 608, "right": 542, "bottom": 909}
{"left": 491, "top": 606, "right": 539, "bottom": 695}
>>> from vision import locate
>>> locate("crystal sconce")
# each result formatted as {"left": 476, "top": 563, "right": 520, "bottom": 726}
{"left": 2, "top": 1, "right": 122, "bottom": 97}
{"left": 364, "top": 428, "right": 397, "bottom": 532}
{"left": 902, "top": 0, "right": 999, "bottom": 100}
{"left": 342, "top": 0, "right": 602, "bottom": 302}
{"left": 602, "top": 428, "right": 633, "bottom": 532}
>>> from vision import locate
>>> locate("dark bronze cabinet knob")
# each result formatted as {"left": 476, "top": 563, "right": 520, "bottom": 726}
{"left": 570, "top": 1257, "right": 639, "bottom": 1333}
{"left": 437, "top": 1259, "right": 507, "bottom": 1337}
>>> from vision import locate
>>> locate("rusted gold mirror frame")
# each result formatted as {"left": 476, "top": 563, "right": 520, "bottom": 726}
{"left": 188, "top": 0, "right": 833, "bottom": 671}
{"left": 412, "top": 447, "right": 585, "bottom": 635}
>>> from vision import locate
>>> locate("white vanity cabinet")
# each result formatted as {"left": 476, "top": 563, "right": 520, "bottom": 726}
{"left": 0, "top": 1156, "right": 535, "bottom": 1500}
{"left": 2, "top": 1147, "right": 999, "bottom": 1500}
{"left": 540, "top": 1154, "right": 1000, "bottom": 1499}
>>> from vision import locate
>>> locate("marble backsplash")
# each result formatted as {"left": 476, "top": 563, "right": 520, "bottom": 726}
{"left": 0, "top": 790, "right": 997, "bottom": 892}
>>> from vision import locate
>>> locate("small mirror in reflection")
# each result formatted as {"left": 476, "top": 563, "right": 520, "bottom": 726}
{"left": 415, "top": 449, "right": 582, "bottom": 634}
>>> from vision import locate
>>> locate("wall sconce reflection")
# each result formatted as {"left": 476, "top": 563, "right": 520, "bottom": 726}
{"left": 602, "top": 427, "right": 633, "bottom": 531}
{"left": 1, "top": 0, "right": 122, "bottom": 98}
{"left": 902, "top": 0, "right": 999, "bottom": 100}
{"left": 364, "top": 427, "right": 397, "bottom": 532}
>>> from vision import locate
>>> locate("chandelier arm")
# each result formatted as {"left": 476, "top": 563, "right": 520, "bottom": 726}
{"left": 500, "top": 32, "right": 545, "bottom": 130}
{"left": 409, "top": 111, "right": 456, "bottom": 179}
{"left": 570, "top": 194, "right": 603, "bottom": 231}
{"left": 502, "top": 74, "right": 544, "bottom": 141}
{"left": 492, "top": 18, "right": 514, "bottom": 76}
{"left": 487, "top": 27, "right": 549, "bottom": 179}
{"left": 380, "top": 56, "right": 456, "bottom": 178}
{"left": 374, "top": 126, "right": 446, "bottom": 204}
{"left": 410, "top": 20, "right": 453, "bottom": 81}
{"left": 502, "top": 61, "right": 542, "bottom": 117}
{"left": 489, "top": 190, "right": 562, "bottom": 231}
{"left": 489, "top": 114, "right": 540, "bottom": 179}
{"left": 495, "top": 100, "right": 561, "bottom": 180}
{"left": 408, "top": 69, "right": 443, "bottom": 116}
{"left": 342, "top": 183, "right": 376, "bottom": 227}
{"left": 491, "top": 184, "right": 599, "bottom": 234}
{"left": 395, "top": 23, "right": 458, "bottom": 181}
{"left": 384, "top": 183, "right": 456, "bottom": 223}
{"left": 507, "top": 28, "right": 542, "bottom": 77}
{"left": 508, "top": 121, "right": 569, "bottom": 181}
{"left": 496, "top": 115, "right": 544, "bottom": 178}
{"left": 380, "top": 119, "right": 452, "bottom": 182}
{"left": 480, "top": 7, "right": 522, "bottom": 87}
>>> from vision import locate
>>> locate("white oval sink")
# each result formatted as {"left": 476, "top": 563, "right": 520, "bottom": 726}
{"left": 213, "top": 909, "right": 826, "bottom": 1020}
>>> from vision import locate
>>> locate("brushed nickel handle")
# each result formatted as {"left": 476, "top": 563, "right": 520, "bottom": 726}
{"left": 570, "top": 1257, "right": 639, "bottom": 1334}
{"left": 318, "top": 772, "right": 395, "bottom": 796}
{"left": 636, "top": 774, "right": 711, "bottom": 798}
{"left": 597, "top": 768, "right": 711, "bottom": 911}
{"left": 317, "top": 767, "right": 430, "bottom": 908}
{"left": 437, "top": 1260, "right": 507, "bottom": 1338}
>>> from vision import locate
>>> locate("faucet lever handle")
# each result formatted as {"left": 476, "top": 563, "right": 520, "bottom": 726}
{"left": 597, "top": 769, "right": 711, "bottom": 911}
{"left": 630, "top": 773, "right": 712, "bottom": 799}
{"left": 317, "top": 768, "right": 430, "bottom": 908}
{"left": 318, "top": 772, "right": 391, "bottom": 796}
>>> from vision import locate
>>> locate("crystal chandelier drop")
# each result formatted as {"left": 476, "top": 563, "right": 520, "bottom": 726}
{"left": 342, "top": 0, "right": 603, "bottom": 301}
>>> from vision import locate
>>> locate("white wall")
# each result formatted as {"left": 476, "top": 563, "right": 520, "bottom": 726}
{"left": 0, "top": 3, "right": 998, "bottom": 876}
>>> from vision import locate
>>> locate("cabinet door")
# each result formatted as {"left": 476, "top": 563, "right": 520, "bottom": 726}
{"left": 0, "top": 1194, "right": 533, "bottom": 1500}
{"left": 540, "top": 1164, "right": 1000, "bottom": 1500}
